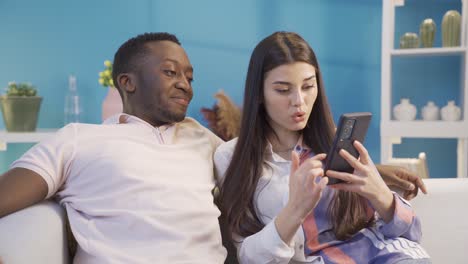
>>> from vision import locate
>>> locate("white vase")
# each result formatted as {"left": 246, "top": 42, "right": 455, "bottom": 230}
{"left": 102, "top": 88, "right": 123, "bottom": 121}
{"left": 393, "top": 98, "right": 417, "bottom": 121}
{"left": 441, "top": 100, "right": 461, "bottom": 121}
{"left": 421, "top": 101, "right": 439, "bottom": 121}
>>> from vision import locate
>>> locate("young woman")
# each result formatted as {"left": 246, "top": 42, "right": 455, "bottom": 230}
{"left": 215, "top": 32, "right": 430, "bottom": 264}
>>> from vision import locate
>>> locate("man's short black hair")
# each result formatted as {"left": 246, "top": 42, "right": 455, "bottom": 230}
{"left": 112, "top": 32, "right": 181, "bottom": 90}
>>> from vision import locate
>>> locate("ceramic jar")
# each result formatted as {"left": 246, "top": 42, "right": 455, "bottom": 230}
{"left": 421, "top": 101, "right": 439, "bottom": 121}
{"left": 394, "top": 98, "right": 417, "bottom": 121}
{"left": 441, "top": 100, "right": 461, "bottom": 121}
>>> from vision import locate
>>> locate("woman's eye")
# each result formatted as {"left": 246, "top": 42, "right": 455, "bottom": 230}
{"left": 276, "top": 89, "right": 289, "bottom": 94}
{"left": 303, "top": 85, "right": 316, "bottom": 90}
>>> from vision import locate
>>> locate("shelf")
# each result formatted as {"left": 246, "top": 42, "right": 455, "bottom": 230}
{"left": 0, "top": 129, "right": 57, "bottom": 143}
{"left": 393, "top": 0, "right": 461, "bottom": 7}
{"left": 381, "top": 121, "right": 468, "bottom": 138}
{"left": 390, "top": 47, "right": 467, "bottom": 57}
{"left": 0, "top": 129, "right": 58, "bottom": 150}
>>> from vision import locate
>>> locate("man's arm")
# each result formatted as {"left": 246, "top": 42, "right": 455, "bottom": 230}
{"left": 376, "top": 164, "right": 428, "bottom": 200}
{"left": 0, "top": 167, "right": 48, "bottom": 218}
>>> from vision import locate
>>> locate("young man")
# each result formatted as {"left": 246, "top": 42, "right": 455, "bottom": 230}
{"left": 0, "top": 33, "right": 227, "bottom": 263}
{"left": 0, "top": 32, "right": 426, "bottom": 263}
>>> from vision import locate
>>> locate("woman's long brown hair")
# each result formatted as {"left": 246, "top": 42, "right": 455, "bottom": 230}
{"left": 218, "top": 31, "right": 371, "bottom": 241}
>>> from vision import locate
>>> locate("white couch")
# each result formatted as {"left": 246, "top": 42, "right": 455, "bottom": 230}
{"left": 410, "top": 178, "right": 468, "bottom": 263}
{"left": 0, "top": 200, "right": 69, "bottom": 264}
{"left": 0, "top": 178, "right": 467, "bottom": 264}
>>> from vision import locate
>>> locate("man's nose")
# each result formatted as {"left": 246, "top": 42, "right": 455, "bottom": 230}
{"left": 175, "top": 75, "right": 192, "bottom": 93}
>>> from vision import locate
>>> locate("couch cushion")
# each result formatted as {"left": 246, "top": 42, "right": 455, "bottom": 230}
{"left": 411, "top": 178, "right": 468, "bottom": 264}
{"left": 0, "top": 200, "right": 69, "bottom": 264}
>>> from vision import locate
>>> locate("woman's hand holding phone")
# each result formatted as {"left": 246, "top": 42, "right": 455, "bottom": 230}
{"left": 325, "top": 141, "right": 395, "bottom": 222}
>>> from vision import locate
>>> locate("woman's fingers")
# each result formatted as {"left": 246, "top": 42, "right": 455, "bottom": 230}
{"left": 326, "top": 170, "right": 365, "bottom": 185}
{"left": 297, "top": 167, "right": 324, "bottom": 189}
{"left": 298, "top": 158, "right": 324, "bottom": 173}
{"left": 291, "top": 150, "right": 300, "bottom": 175}
{"left": 317, "top": 175, "right": 329, "bottom": 188}
{"left": 339, "top": 148, "right": 367, "bottom": 172}
{"left": 292, "top": 153, "right": 327, "bottom": 189}
{"left": 310, "top": 153, "right": 327, "bottom": 161}
{"left": 329, "top": 182, "right": 358, "bottom": 192}
{"left": 353, "top": 140, "right": 370, "bottom": 164}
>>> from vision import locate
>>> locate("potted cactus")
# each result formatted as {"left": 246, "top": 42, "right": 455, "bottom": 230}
{"left": 0, "top": 82, "right": 42, "bottom": 132}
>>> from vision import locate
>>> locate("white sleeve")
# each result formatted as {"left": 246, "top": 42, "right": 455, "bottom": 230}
{"left": 236, "top": 218, "right": 295, "bottom": 264}
{"left": 213, "top": 139, "right": 237, "bottom": 184}
{"left": 10, "top": 124, "right": 77, "bottom": 199}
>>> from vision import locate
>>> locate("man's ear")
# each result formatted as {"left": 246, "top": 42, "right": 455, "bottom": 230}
{"left": 117, "top": 73, "right": 136, "bottom": 93}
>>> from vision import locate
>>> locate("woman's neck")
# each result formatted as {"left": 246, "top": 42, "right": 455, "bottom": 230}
{"left": 269, "top": 129, "right": 301, "bottom": 155}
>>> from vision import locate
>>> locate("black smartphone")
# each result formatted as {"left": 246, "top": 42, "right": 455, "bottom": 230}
{"left": 325, "top": 112, "right": 372, "bottom": 185}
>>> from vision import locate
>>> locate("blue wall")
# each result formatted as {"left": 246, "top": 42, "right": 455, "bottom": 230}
{"left": 0, "top": 0, "right": 462, "bottom": 177}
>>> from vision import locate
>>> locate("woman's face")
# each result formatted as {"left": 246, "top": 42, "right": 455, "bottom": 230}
{"left": 263, "top": 62, "right": 318, "bottom": 135}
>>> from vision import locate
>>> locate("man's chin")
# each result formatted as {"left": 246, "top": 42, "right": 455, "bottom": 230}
{"left": 162, "top": 112, "right": 186, "bottom": 124}
{"left": 149, "top": 107, "right": 188, "bottom": 125}
{"left": 171, "top": 114, "right": 186, "bottom": 123}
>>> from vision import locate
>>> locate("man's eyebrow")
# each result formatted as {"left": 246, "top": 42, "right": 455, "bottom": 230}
{"left": 163, "top": 59, "right": 193, "bottom": 72}
{"left": 272, "top": 75, "right": 316, "bottom": 85}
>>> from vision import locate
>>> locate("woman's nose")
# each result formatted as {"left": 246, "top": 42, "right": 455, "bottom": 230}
{"left": 291, "top": 90, "right": 304, "bottom": 106}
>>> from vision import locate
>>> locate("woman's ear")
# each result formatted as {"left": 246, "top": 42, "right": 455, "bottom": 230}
{"left": 117, "top": 73, "right": 136, "bottom": 93}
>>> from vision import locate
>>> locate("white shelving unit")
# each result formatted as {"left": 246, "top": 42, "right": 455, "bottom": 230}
{"left": 0, "top": 129, "right": 57, "bottom": 151}
{"left": 381, "top": 0, "right": 468, "bottom": 178}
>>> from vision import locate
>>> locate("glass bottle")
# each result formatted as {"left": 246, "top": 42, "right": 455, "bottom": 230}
{"left": 64, "top": 75, "right": 82, "bottom": 125}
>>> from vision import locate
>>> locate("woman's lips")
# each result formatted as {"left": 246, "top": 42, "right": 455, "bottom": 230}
{"left": 292, "top": 112, "right": 306, "bottom": 122}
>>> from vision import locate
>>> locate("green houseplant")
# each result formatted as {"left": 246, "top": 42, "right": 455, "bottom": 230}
{"left": 0, "top": 82, "right": 42, "bottom": 132}
{"left": 98, "top": 60, "right": 114, "bottom": 88}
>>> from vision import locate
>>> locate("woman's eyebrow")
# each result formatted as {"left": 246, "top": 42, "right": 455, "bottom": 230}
{"left": 304, "top": 75, "right": 316, "bottom": 81}
{"left": 272, "top": 75, "right": 316, "bottom": 85}
{"left": 272, "top": 80, "right": 291, "bottom": 85}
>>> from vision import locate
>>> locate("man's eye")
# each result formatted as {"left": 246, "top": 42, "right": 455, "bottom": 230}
{"left": 164, "top": 70, "right": 177, "bottom": 77}
{"left": 187, "top": 77, "right": 194, "bottom": 83}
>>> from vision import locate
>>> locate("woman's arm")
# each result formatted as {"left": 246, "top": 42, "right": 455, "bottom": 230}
{"left": 236, "top": 220, "right": 296, "bottom": 264}
{"left": 325, "top": 141, "right": 422, "bottom": 241}
{"left": 275, "top": 152, "right": 328, "bottom": 244}
{"left": 378, "top": 194, "right": 422, "bottom": 242}
{"left": 237, "top": 152, "right": 327, "bottom": 263}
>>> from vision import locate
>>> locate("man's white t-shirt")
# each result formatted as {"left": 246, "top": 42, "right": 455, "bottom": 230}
{"left": 12, "top": 114, "right": 227, "bottom": 264}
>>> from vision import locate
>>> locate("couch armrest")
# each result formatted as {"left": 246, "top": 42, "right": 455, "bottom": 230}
{"left": 0, "top": 200, "right": 69, "bottom": 264}
{"left": 411, "top": 178, "right": 468, "bottom": 264}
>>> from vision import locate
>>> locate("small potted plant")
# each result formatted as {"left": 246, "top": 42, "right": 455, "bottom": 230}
{"left": 0, "top": 81, "right": 42, "bottom": 132}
